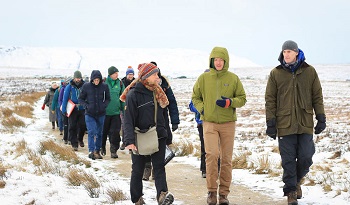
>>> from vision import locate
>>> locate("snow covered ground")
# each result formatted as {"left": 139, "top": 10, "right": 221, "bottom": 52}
{"left": 0, "top": 64, "right": 350, "bottom": 204}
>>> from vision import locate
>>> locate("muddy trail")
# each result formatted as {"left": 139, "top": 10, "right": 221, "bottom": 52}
{"left": 49, "top": 127, "right": 285, "bottom": 205}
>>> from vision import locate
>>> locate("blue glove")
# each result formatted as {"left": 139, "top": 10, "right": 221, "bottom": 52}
{"left": 216, "top": 96, "right": 232, "bottom": 108}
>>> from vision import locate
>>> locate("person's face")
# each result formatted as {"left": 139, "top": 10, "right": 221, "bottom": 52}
{"left": 93, "top": 78, "right": 100, "bottom": 85}
{"left": 283, "top": 50, "right": 298, "bottom": 64}
{"left": 147, "top": 72, "right": 159, "bottom": 84}
{"left": 126, "top": 73, "right": 134, "bottom": 80}
{"left": 74, "top": 78, "right": 81, "bottom": 83}
{"left": 214, "top": 58, "right": 225, "bottom": 70}
{"left": 110, "top": 72, "right": 118, "bottom": 80}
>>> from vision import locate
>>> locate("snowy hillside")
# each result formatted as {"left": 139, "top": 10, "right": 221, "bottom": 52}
{"left": 0, "top": 46, "right": 260, "bottom": 78}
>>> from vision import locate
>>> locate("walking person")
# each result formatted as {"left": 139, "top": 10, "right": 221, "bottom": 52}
{"left": 192, "top": 46, "right": 247, "bottom": 205}
{"left": 51, "top": 80, "right": 64, "bottom": 135}
{"left": 101, "top": 66, "right": 125, "bottom": 158}
{"left": 120, "top": 62, "right": 174, "bottom": 205}
{"left": 265, "top": 40, "right": 326, "bottom": 205}
{"left": 142, "top": 61, "right": 180, "bottom": 181}
{"left": 62, "top": 71, "right": 86, "bottom": 151}
{"left": 79, "top": 70, "right": 110, "bottom": 160}
{"left": 42, "top": 82, "right": 59, "bottom": 129}
{"left": 120, "top": 65, "right": 136, "bottom": 150}
{"left": 59, "top": 77, "right": 71, "bottom": 144}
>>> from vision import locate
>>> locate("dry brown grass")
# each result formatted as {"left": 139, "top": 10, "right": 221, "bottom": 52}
{"left": 1, "top": 116, "right": 25, "bottom": 129}
{"left": 173, "top": 140, "right": 194, "bottom": 156}
{"left": 0, "top": 161, "right": 9, "bottom": 188}
{"left": 66, "top": 167, "right": 101, "bottom": 198}
{"left": 1, "top": 108, "right": 13, "bottom": 118}
{"left": 13, "top": 104, "right": 34, "bottom": 118}
{"left": 105, "top": 186, "right": 128, "bottom": 203}
{"left": 14, "top": 92, "right": 46, "bottom": 105}
{"left": 39, "top": 140, "right": 91, "bottom": 167}
{"left": 15, "top": 139, "right": 27, "bottom": 157}
{"left": 232, "top": 151, "right": 251, "bottom": 169}
{"left": 254, "top": 154, "right": 273, "bottom": 174}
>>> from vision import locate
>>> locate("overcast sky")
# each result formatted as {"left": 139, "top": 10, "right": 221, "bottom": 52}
{"left": 1, "top": 0, "right": 349, "bottom": 66}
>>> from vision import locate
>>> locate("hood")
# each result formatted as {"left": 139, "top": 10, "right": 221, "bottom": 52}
{"left": 90, "top": 70, "right": 103, "bottom": 84}
{"left": 209, "top": 47, "right": 230, "bottom": 71}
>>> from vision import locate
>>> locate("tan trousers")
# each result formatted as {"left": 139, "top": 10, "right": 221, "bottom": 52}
{"left": 203, "top": 121, "right": 236, "bottom": 196}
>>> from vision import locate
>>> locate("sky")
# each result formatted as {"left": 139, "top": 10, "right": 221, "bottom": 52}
{"left": 1, "top": 0, "right": 350, "bottom": 66}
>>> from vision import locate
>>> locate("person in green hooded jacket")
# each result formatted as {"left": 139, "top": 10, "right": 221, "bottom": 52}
{"left": 192, "top": 46, "right": 247, "bottom": 205}
{"left": 265, "top": 40, "right": 326, "bottom": 205}
{"left": 101, "top": 66, "right": 125, "bottom": 158}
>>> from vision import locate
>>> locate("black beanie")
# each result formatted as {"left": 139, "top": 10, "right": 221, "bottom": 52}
{"left": 108, "top": 66, "right": 119, "bottom": 75}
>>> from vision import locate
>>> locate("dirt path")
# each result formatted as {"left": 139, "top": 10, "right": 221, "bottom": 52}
{"left": 49, "top": 127, "right": 285, "bottom": 205}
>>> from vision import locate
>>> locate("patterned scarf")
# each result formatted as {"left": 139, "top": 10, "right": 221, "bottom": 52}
{"left": 120, "top": 78, "right": 169, "bottom": 108}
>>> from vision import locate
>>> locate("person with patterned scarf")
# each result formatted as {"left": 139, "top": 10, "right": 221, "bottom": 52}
{"left": 120, "top": 62, "right": 174, "bottom": 205}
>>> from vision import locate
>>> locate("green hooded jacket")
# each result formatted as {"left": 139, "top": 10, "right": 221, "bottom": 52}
{"left": 105, "top": 76, "right": 125, "bottom": 115}
{"left": 265, "top": 62, "right": 325, "bottom": 136}
{"left": 191, "top": 47, "right": 247, "bottom": 123}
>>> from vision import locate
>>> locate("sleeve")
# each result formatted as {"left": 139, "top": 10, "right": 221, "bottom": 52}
{"left": 61, "top": 85, "right": 71, "bottom": 113}
{"left": 231, "top": 77, "right": 247, "bottom": 108}
{"left": 191, "top": 76, "right": 204, "bottom": 114}
{"left": 78, "top": 84, "right": 88, "bottom": 109}
{"left": 166, "top": 86, "right": 180, "bottom": 124}
{"left": 265, "top": 70, "right": 278, "bottom": 122}
{"left": 51, "top": 90, "right": 59, "bottom": 111}
{"left": 123, "top": 92, "right": 137, "bottom": 146}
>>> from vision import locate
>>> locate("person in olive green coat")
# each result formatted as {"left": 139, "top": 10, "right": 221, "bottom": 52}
{"left": 192, "top": 46, "right": 246, "bottom": 205}
{"left": 265, "top": 40, "right": 326, "bottom": 205}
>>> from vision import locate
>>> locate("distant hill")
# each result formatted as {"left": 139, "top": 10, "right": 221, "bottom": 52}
{"left": 0, "top": 46, "right": 260, "bottom": 78}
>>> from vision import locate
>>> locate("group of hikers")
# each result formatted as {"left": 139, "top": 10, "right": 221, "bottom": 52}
{"left": 41, "top": 40, "right": 326, "bottom": 205}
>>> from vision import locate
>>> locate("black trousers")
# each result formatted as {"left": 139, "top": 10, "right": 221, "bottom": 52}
{"left": 68, "top": 109, "right": 86, "bottom": 148}
{"left": 62, "top": 113, "right": 69, "bottom": 141}
{"left": 198, "top": 124, "right": 206, "bottom": 172}
{"left": 130, "top": 138, "right": 168, "bottom": 203}
{"left": 278, "top": 133, "right": 315, "bottom": 194}
{"left": 102, "top": 115, "right": 121, "bottom": 153}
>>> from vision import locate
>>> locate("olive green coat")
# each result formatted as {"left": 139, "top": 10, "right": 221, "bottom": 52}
{"left": 265, "top": 62, "right": 325, "bottom": 136}
{"left": 192, "top": 47, "right": 246, "bottom": 123}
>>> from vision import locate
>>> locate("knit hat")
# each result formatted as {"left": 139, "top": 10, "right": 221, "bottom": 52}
{"left": 138, "top": 63, "right": 159, "bottom": 80}
{"left": 282, "top": 40, "right": 299, "bottom": 53}
{"left": 73, "top": 70, "right": 82, "bottom": 79}
{"left": 150, "top": 61, "right": 157, "bottom": 66}
{"left": 108, "top": 66, "right": 119, "bottom": 75}
{"left": 126, "top": 66, "right": 134, "bottom": 75}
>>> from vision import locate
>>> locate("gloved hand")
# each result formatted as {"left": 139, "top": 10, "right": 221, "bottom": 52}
{"left": 266, "top": 118, "right": 277, "bottom": 139}
{"left": 172, "top": 124, "right": 178, "bottom": 132}
{"left": 216, "top": 96, "right": 232, "bottom": 108}
{"left": 41, "top": 103, "right": 45, "bottom": 110}
{"left": 314, "top": 114, "right": 326, "bottom": 134}
{"left": 51, "top": 110, "right": 55, "bottom": 114}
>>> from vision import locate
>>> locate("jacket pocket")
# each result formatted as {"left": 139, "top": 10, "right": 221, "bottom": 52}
{"left": 276, "top": 109, "right": 291, "bottom": 129}
{"left": 301, "top": 108, "right": 314, "bottom": 128}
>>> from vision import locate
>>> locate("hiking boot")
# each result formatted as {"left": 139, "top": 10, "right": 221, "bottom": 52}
{"left": 68, "top": 141, "right": 71, "bottom": 145}
{"left": 202, "top": 171, "right": 206, "bottom": 178}
{"left": 135, "top": 196, "right": 145, "bottom": 205}
{"left": 93, "top": 151, "right": 103, "bottom": 159}
{"left": 120, "top": 143, "right": 126, "bottom": 150}
{"left": 73, "top": 146, "right": 78, "bottom": 151}
{"left": 158, "top": 191, "right": 174, "bottom": 205}
{"left": 52, "top": 126, "right": 55, "bottom": 130}
{"left": 88, "top": 152, "right": 95, "bottom": 160}
{"left": 218, "top": 195, "right": 229, "bottom": 205}
{"left": 296, "top": 182, "right": 302, "bottom": 199}
{"left": 79, "top": 141, "right": 84, "bottom": 147}
{"left": 143, "top": 167, "right": 152, "bottom": 181}
{"left": 287, "top": 191, "right": 298, "bottom": 205}
{"left": 101, "top": 147, "right": 106, "bottom": 156}
{"left": 111, "top": 153, "right": 118, "bottom": 159}
{"left": 60, "top": 131, "right": 63, "bottom": 135}
{"left": 207, "top": 191, "right": 217, "bottom": 205}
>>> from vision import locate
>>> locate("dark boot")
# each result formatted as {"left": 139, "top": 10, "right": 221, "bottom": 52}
{"left": 111, "top": 153, "right": 118, "bottom": 158}
{"left": 88, "top": 152, "right": 95, "bottom": 160}
{"left": 52, "top": 122, "right": 55, "bottom": 129}
{"left": 93, "top": 151, "right": 103, "bottom": 159}
{"left": 158, "top": 191, "right": 174, "bottom": 205}
{"left": 296, "top": 182, "right": 302, "bottom": 199}
{"left": 142, "top": 167, "right": 152, "bottom": 181}
{"left": 207, "top": 191, "right": 217, "bottom": 205}
{"left": 287, "top": 191, "right": 298, "bottom": 205}
{"left": 218, "top": 195, "right": 229, "bottom": 205}
{"left": 135, "top": 196, "right": 145, "bottom": 205}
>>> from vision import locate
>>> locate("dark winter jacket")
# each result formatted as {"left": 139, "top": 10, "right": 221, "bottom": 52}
{"left": 121, "top": 76, "right": 135, "bottom": 88}
{"left": 79, "top": 70, "right": 110, "bottom": 117}
{"left": 58, "top": 84, "right": 66, "bottom": 106}
{"left": 123, "top": 82, "right": 168, "bottom": 147}
{"left": 51, "top": 88, "right": 60, "bottom": 111}
{"left": 265, "top": 50, "right": 325, "bottom": 136}
{"left": 105, "top": 76, "right": 125, "bottom": 116}
{"left": 61, "top": 79, "right": 85, "bottom": 114}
